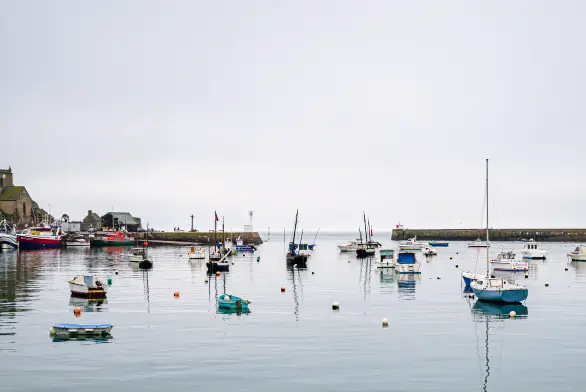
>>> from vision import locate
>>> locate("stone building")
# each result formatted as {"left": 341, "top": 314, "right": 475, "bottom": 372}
{"left": 0, "top": 167, "right": 39, "bottom": 227}
{"left": 81, "top": 210, "right": 102, "bottom": 231}
{"left": 101, "top": 212, "right": 141, "bottom": 232}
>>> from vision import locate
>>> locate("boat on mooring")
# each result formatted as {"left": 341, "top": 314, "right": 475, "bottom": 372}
{"left": 234, "top": 237, "right": 257, "bottom": 252}
{"left": 356, "top": 212, "right": 376, "bottom": 258}
{"left": 17, "top": 223, "right": 63, "bottom": 249}
{"left": 207, "top": 213, "right": 231, "bottom": 272}
{"left": 68, "top": 275, "right": 108, "bottom": 298}
{"left": 0, "top": 220, "right": 17, "bottom": 249}
{"left": 218, "top": 294, "right": 250, "bottom": 313}
{"left": 394, "top": 250, "right": 421, "bottom": 274}
{"left": 50, "top": 323, "right": 113, "bottom": 337}
{"left": 398, "top": 237, "right": 425, "bottom": 251}
{"left": 376, "top": 249, "right": 395, "bottom": 269}
{"left": 129, "top": 237, "right": 153, "bottom": 269}
{"left": 521, "top": 240, "right": 547, "bottom": 259}
{"left": 470, "top": 159, "right": 528, "bottom": 303}
{"left": 90, "top": 231, "right": 134, "bottom": 246}
{"left": 568, "top": 246, "right": 586, "bottom": 261}
{"left": 65, "top": 234, "right": 90, "bottom": 247}
{"left": 428, "top": 240, "right": 449, "bottom": 247}
{"left": 468, "top": 238, "right": 490, "bottom": 248}
{"left": 423, "top": 246, "right": 437, "bottom": 256}
{"left": 286, "top": 210, "right": 308, "bottom": 267}
{"left": 490, "top": 251, "right": 528, "bottom": 272}
{"left": 188, "top": 246, "right": 205, "bottom": 260}
{"left": 338, "top": 240, "right": 360, "bottom": 253}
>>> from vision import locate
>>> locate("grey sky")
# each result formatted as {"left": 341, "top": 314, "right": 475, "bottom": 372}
{"left": 1, "top": 1, "right": 585, "bottom": 230}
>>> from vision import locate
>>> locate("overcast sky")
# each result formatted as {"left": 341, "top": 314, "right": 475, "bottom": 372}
{"left": 1, "top": 1, "right": 585, "bottom": 231}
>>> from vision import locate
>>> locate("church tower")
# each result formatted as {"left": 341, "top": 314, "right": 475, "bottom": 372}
{"left": 0, "top": 166, "right": 14, "bottom": 191}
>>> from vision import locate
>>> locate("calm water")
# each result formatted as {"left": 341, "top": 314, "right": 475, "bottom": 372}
{"left": 1, "top": 234, "right": 586, "bottom": 391}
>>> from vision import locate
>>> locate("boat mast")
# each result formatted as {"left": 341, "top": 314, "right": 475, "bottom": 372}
{"left": 486, "top": 158, "right": 489, "bottom": 275}
{"left": 214, "top": 211, "right": 217, "bottom": 253}
{"left": 222, "top": 216, "right": 225, "bottom": 252}
{"left": 312, "top": 228, "right": 320, "bottom": 244}
{"left": 299, "top": 229, "right": 304, "bottom": 251}
{"left": 290, "top": 210, "right": 298, "bottom": 254}
{"left": 359, "top": 227, "right": 363, "bottom": 244}
{"left": 363, "top": 211, "right": 368, "bottom": 245}
{"left": 367, "top": 218, "right": 371, "bottom": 243}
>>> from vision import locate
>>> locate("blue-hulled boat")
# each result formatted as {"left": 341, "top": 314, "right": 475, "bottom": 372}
{"left": 470, "top": 159, "right": 528, "bottom": 303}
{"left": 428, "top": 241, "right": 449, "bottom": 247}
{"left": 462, "top": 271, "right": 484, "bottom": 286}
{"left": 218, "top": 294, "right": 250, "bottom": 312}
{"left": 50, "top": 323, "right": 113, "bottom": 337}
{"left": 234, "top": 237, "right": 257, "bottom": 252}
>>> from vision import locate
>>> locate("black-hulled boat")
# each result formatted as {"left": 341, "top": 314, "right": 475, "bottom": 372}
{"left": 286, "top": 210, "right": 308, "bottom": 267}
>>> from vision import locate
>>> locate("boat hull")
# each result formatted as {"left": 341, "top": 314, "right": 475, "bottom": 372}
{"left": 0, "top": 233, "right": 18, "bottom": 249}
{"left": 338, "top": 246, "right": 358, "bottom": 253}
{"left": 218, "top": 295, "right": 250, "bottom": 312}
{"left": 376, "top": 260, "right": 395, "bottom": 269}
{"left": 50, "top": 323, "right": 113, "bottom": 336}
{"left": 490, "top": 261, "right": 529, "bottom": 272}
{"left": 286, "top": 255, "right": 308, "bottom": 267}
{"left": 17, "top": 235, "right": 62, "bottom": 249}
{"left": 472, "top": 287, "right": 528, "bottom": 303}
{"left": 569, "top": 254, "right": 586, "bottom": 261}
{"left": 206, "top": 262, "right": 229, "bottom": 272}
{"left": 234, "top": 245, "right": 256, "bottom": 252}
{"left": 462, "top": 272, "right": 484, "bottom": 286}
{"left": 395, "top": 263, "right": 421, "bottom": 274}
{"left": 356, "top": 249, "right": 375, "bottom": 258}
{"left": 65, "top": 242, "right": 90, "bottom": 247}
{"left": 69, "top": 283, "right": 107, "bottom": 298}
{"left": 428, "top": 242, "right": 449, "bottom": 247}
{"left": 188, "top": 252, "right": 205, "bottom": 260}
{"left": 90, "top": 239, "right": 134, "bottom": 246}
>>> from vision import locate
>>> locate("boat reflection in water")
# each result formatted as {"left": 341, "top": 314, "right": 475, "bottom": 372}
{"left": 397, "top": 273, "right": 420, "bottom": 300}
{"left": 51, "top": 334, "right": 113, "bottom": 343}
{"left": 69, "top": 297, "right": 108, "bottom": 313}
{"left": 379, "top": 270, "right": 395, "bottom": 295}
{"left": 473, "top": 300, "right": 528, "bottom": 317}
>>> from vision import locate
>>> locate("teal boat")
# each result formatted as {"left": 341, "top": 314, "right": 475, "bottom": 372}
{"left": 218, "top": 294, "right": 250, "bottom": 312}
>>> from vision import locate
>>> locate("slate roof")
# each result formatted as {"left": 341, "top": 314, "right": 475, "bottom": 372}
{"left": 0, "top": 186, "right": 26, "bottom": 201}
{"left": 102, "top": 212, "right": 138, "bottom": 225}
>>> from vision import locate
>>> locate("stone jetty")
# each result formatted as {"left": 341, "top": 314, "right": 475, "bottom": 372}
{"left": 144, "top": 231, "right": 263, "bottom": 246}
{"left": 392, "top": 228, "right": 586, "bottom": 242}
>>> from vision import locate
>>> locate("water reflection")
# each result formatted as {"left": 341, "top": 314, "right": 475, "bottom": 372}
{"left": 471, "top": 301, "right": 528, "bottom": 392}
{"left": 358, "top": 257, "right": 373, "bottom": 299}
{"left": 69, "top": 297, "right": 108, "bottom": 313}
{"left": 287, "top": 266, "right": 305, "bottom": 321}
{"left": 397, "top": 274, "right": 420, "bottom": 300}
{"left": 51, "top": 334, "right": 113, "bottom": 344}
{"left": 378, "top": 270, "right": 395, "bottom": 295}
{"left": 570, "top": 261, "right": 586, "bottom": 279}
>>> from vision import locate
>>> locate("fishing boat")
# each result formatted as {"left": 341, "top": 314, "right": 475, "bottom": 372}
{"left": 423, "top": 246, "right": 437, "bottom": 256}
{"left": 398, "top": 237, "right": 425, "bottom": 251}
{"left": 356, "top": 213, "right": 376, "bottom": 258}
{"left": 65, "top": 234, "right": 90, "bottom": 247}
{"left": 428, "top": 240, "right": 449, "bottom": 247}
{"left": 17, "top": 224, "right": 63, "bottom": 249}
{"left": 393, "top": 250, "right": 421, "bottom": 274}
{"left": 568, "top": 246, "right": 586, "bottom": 261}
{"left": 337, "top": 240, "right": 360, "bottom": 253}
{"left": 208, "top": 214, "right": 231, "bottom": 271}
{"left": 0, "top": 220, "right": 17, "bottom": 249}
{"left": 68, "top": 275, "right": 108, "bottom": 298}
{"left": 218, "top": 294, "right": 250, "bottom": 312}
{"left": 376, "top": 249, "right": 395, "bottom": 269}
{"left": 286, "top": 210, "right": 308, "bottom": 267}
{"left": 470, "top": 159, "right": 528, "bottom": 303}
{"left": 490, "top": 251, "right": 528, "bottom": 272}
{"left": 521, "top": 240, "right": 547, "bottom": 259}
{"left": 49, "top": 323, "right": 113, "bottom": 337}
{"left": 188, "top": 246, "right": 205, "bottom": 259}
{"left": 468, "top": 239, "right": 490, "bottom": 248}
{"left": 90, "top": 231, "right": 134, "bottom": 246}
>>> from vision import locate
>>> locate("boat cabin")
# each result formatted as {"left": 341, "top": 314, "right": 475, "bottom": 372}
{"left": 380, "top": 249, "right": 395, "bottom": 260}
{"left": 496, "top": 251, "right": 516, "bottom": 261}
{"left": 131, "top": 247, "right": 146, "bottom": 256}
{"left": 106, "top": 232, "right": 127, "bottom": 242}
{"left": 523, "top": 242, "right": 540, "bottom": 251}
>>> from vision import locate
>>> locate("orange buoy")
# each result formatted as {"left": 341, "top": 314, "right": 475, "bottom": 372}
{"left": 73, "top": 307, "right": 81, "bottom": 316}
{"left": 216, "top": 271, "right": 221, "bottom": 277}
{"left": 174, "top": 291, "right": 180, "bottom": 297}
{"left": 281, "top": 287, "right": 286, "bottom": 293}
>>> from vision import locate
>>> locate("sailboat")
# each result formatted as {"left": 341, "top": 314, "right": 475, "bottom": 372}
{"left": 286, "top": 210, "right": 308, "bottom": 267}
{"left": 356, "top": 212, "right": 376, "bottom": 258}
{"left": 470, "top": 159, "right": 528, "bottom": 303}
{"left": 308, "top": 229, "right": 319, "bottom": 250}
{"left": 207, "top": 214, "right": 230, "bottom": 272}
{"left": 129, "top": 229, "right": 152, "bottom": 269}
{"left": 209, "top": 211, "right": 222, "bottom": 262}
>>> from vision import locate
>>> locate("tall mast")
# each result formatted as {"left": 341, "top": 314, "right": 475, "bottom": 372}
{"left": 363, "top": 211, "right": 368, "bottom": 245}
{"left": 291, "top": 210, "right": 298, "bottom": 253}
{"left": 312, "top": 228, "right": 320, "bottom": 244}
{"left": 214, "top": 211, "right": 217, "bottom": 252}
{"left": 359, "top": 227, "right": 363, "bottom": 244}
{"left": 486, "top": 158, "right": 489, "bottom": 274}
{"left": 299, "top": 229, "right": 304, "bottom": 250}
{"left": 222, "top": 216, "right": 225, "bottom": 251}
{"left": 367, "top": 218, "right": 371, "bottom": 242}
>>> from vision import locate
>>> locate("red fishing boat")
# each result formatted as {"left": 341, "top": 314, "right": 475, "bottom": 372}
{"left": 17, "top": 224, "right": 63, "bottom": 249}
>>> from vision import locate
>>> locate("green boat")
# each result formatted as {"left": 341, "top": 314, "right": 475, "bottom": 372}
{"left": 90, "top": 232, "right": 134, "bottom": 247}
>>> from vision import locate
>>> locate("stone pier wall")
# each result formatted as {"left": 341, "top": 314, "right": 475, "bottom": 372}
{"left": 391, "top": 228, "right": 586, "bottom": 242}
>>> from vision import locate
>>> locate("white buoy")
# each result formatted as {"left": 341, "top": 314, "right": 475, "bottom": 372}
{"left": 223, "top": 295, "right": 230, "bottom": 300}
{"left": 293, "top": 264, "right": 298, "bottom": 269}
{"left": 382, "top": 318, "right": 389, "bottom": 327}
{"left": 509, "top": 311, "right": 517, "bottom": 318}
{"left": 332, "top": 301, "right": 340, "bottom": 310}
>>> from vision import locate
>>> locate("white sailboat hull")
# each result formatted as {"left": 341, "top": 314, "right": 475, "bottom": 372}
{"left": 394, "top": 263, "right": 421, "bottom": 274}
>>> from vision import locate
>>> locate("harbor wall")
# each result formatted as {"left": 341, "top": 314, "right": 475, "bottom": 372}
{"left": 391, "top": 228, "right": 586, "bottom": 242}
{"left": 146, "top": 231, "right": 264, "bottom": 245}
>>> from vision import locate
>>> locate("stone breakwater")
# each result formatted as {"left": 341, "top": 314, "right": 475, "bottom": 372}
{"left": 391, "top": 228, "right": 586, "bottom": 242}
{"left": 146, "top": 231, "right": 263, "bottom": 245}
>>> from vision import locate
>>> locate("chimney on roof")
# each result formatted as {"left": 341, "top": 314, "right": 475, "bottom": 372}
{"left": 88, "top": 210, "right": 92, "bottom": 215}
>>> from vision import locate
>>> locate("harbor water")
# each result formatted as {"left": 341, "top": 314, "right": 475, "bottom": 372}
{"left": 1, "top": 234, "right": 586, "bottom": 391}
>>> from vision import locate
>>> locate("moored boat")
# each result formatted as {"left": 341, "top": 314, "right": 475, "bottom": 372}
{"left": 428, "top": 240, "right": 449, "bottom": 247}
{"left": 399, "top": 237, "right": 425, "bottom": 251}
{"left": 286, "top": 210, "right": 308, "bottom": 267}
{"left": 65, "top": 235, "right": 90, "bottom": 247}
{"left": 394, "top": 250, "right": 421, "bottom": 274}
{"left": 0, "top": 220, "right": 17, "bottom": 249}
{"left": 423, "top": 246, "right": 437, "bottom": 256}
{"left": 568, "top": 246, "right": 586, "bottom": 261}
{"left": 90, "top": 231, "right": 134, "bottom": 246}
{"left": 468, "top": 239, "right": 490, "bottom": 248}
{"left": 68, "top": 275, "right": 108, "bottom": 298}
{"left": 462, "top": 271, "right": 485, "bottom": 286}
{"left": 338, "top": 241, "right": 360, "bottom": 253}
{"left": 490, "top": 251, "right": 528, "bottom": 272}
{"left": 520, "top": 240, "right": 547, "bottom": 259}
{"left": 17, "top": 224, "right": 63, "bottom": 249}
{"left": 470, "top": 159, "right": 528, "bottom": 303}
{"left": 50, "top": 323, "right": 113, "bottom": 337}
{"left": 188, "top": 246, "right": 205, "bottom": 260}
{"left": 218, "top": 294, "right": 250, "bottom": 312}
{"left": 376, "top": 249, "right": 395, "bottom": 269}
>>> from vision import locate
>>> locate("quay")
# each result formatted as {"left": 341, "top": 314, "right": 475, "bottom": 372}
{"left": 141, "top": 231, "right": 263, "bottom": 246}
{"left": 391, "top": 228, "right": 586, "bottom": 242}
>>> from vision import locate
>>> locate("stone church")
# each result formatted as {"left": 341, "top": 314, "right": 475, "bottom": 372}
{"left": 0, "top": 167, "right": 46, "bottom": 227}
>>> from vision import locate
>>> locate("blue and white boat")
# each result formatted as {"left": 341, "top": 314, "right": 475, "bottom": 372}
{"left": 428, "top": 241, "right": 449, "bottom": 247}
{"left": 394, "top": 250, "right": 421, "bottom": 274}
{"left": 462, "top": 271, "right": 484, "bottom": 286}
{"left": 470, "top": 159, "right": 528, "bottom": 303}
{"left": 234, "top": 237, "right": 257, "bottom": 252}
{"left": 49, "top": 323, "right": 113, "bottom": 337}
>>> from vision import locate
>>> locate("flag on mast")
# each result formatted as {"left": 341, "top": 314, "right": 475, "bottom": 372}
{"left": 215, "top": 211, "right": 219, "bottom": 221}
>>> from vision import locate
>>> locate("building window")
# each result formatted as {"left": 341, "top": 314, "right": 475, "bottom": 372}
{"left": 23, "top": 202, "right": 26, "bottom": 216}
